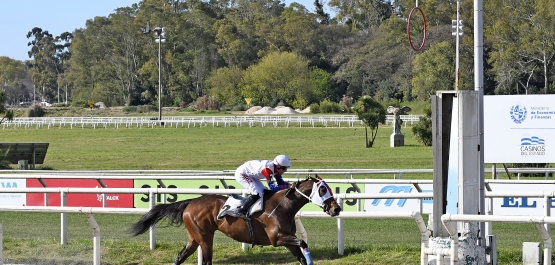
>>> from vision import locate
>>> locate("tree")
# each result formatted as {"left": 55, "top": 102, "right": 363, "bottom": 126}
{"left": 0, "top": 57, "right": 29, "bottom": 105}
{"left": 206, "top": 66, "right": 245, "bottom": 106}
{"left": 0, "top": 89, "right": 14, "bottom": 125}
{"left": 332, "top": 16, "right": 408, "bottom": 100}
{"left": 328, "top": 0, "right": 393, "bottom": 32}
{"left": 411, "top": 105, "right": 432, "bottom": 146}
{"left": 486, "top": 0, "right": 555, "bottom": 94}
{"left": 411, "top": 41, "right": 455, "bottom": 100}
{"left": 240, "top": 51, "right": 314, "bottom": 109}
{"left": 353, "top": 96, "right": 386, "bottom": 147}
{"left": 27, "top": 28, "right": 72, "bottom": 103}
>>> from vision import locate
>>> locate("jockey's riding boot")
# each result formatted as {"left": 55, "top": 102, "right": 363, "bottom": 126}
{"left": 236, "top": 194, "right": 260, "bottom": 218}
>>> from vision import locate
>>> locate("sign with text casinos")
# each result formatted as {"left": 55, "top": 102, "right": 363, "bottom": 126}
{"left": 484, "top": 95, "right": 555, "bottom": 163}
{"left": 26, "top": 179, "right": 133, "bottom": 207}
{"left": 133, "top": 179, "right": 363, "bottom": 211}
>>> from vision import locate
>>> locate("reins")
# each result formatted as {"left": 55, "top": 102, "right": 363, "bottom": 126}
{"left": 268, "top": 188, "right": 291, "bottom": 218}
{"left": 294, "top": 181, "right": 324, "bottom": 207}
{"left": 267, "top": 178, "right": 326, "bottom": 218}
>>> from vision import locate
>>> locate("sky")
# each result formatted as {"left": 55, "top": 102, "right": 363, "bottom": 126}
{"left": 0, "top": 0, "right": 328, "bottom": 62}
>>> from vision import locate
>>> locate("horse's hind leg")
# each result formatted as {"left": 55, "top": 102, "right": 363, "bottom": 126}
{"left": 173, "top": 239, "right": 199, "bottom": 265}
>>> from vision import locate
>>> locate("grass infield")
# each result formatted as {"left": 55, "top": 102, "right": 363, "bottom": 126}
{"left": 0, "top": 123, "right": 546, "bottom": 264}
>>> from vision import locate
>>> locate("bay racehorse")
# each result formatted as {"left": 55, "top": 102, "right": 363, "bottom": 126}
{"left": 131, "top": 175, "right": 342, "bottom": 265}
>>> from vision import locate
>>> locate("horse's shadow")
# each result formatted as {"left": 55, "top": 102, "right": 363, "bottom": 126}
{"left": 213, "top": 245, "right": 364, "bottom": 264}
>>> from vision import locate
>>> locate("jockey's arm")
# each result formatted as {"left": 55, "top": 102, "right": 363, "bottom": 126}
{"left": 261, "top": 168, "right": 290, "bottom": 191}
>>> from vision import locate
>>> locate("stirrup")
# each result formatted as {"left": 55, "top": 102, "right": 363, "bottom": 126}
{"left": 234, "top": 208, "right": 250, "bottom": 219}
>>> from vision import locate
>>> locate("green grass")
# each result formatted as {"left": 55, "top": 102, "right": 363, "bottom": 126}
{"left": 0, "top": 123, "right": 545, "bottom": 264}
{"left": 0, "top": 125, "right": 432, "bottom": 170}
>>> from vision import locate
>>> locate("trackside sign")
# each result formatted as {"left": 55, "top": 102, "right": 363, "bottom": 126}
{"left": 133, "top": 179, "right": 364, "bottom": 211}
{"left": 0, "top": 179, "right": 26, "bottom": 206}
{"left": 364, "top": 183, "right": 433, "bottom": 213}
{"left": 365, "top": 183, "right": 555, "bottom": 216}
{"left": 484, "top": 95, "right": 555, "bottom": 163}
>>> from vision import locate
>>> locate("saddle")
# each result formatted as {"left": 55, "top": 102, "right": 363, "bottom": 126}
{"left": 216, "top": 194, "right": 264, "bottom": 220}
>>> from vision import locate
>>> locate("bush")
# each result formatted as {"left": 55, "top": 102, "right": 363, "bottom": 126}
{"left": 0, "top": 150, "right": 12, "bottom": 169}
{"left": 122, "top": 106, "right": 137, "bottom": 113}
{"left": 72, "top": 99, "right": 89, "bottom": 108}
{"left": 411, "top": 107, "right": 432, "bottom": 146}
{"left": 506, "top": 163, "right": 551, "bottom": 178}
{"left": 232, "top": 104, "right": 247, "bottom": 111}
{"left": 319, "top": 99, "right": 341, "bottom": 113}
{"left": 340, "top": 95, "right": 354, "bottom": 113}
{"left": 26, "top": 105, "right": 45, "bottom": 117}
{"left": 196, "top": 96, "right": 220, "bottom": 111}
{"left": 137, "top": 105, "right": 154, "bottom": 113}
{"left": 309, "top": 103, "right": 320, "bottom": 113}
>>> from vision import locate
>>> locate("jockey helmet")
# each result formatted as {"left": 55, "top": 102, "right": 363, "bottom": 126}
{"left": 273, "top": 155, "right": 291, "bottom": 168}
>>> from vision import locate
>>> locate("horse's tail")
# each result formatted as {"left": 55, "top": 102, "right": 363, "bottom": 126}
{"left": 131, "top": 199, "right": 191, "bottom": 236}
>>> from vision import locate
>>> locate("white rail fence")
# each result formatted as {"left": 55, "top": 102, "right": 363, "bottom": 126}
{"left": 2, "top": 166, "right": 553, "bottom": 180}
{"left": 1, "top": 115, "right": 423, "bottom": 129}
{"left": 3, "top": 170, "right": 555, "bottom": 265}
{"left": 8, "top": 186, "right": 555, "bottom": 265}
{"left": 0, "top": 187, "right": 433, "bottom": 265}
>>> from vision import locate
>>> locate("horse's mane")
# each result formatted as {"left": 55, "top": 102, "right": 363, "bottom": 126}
{"left": 291, "top": 176, "right": 316, "bottom": 189}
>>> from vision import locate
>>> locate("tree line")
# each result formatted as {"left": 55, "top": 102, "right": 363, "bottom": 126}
{"left": 1, "top": 0, "right": 554, "bottom": 111}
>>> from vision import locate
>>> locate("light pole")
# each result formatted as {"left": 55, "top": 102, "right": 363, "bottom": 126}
{"left": 153, "top": 26, "right": 166, "bottom": 122}
{"left": 451, "top": 1, "right": 463, "bottom": 91}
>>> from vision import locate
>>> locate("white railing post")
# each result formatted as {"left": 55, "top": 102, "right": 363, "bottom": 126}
{"left": 336, "top": 197, "right": 345, "bottom": 255}
{"left": 0, "top": 223, "right": 3, "bottom": 264}
{"left": 61, "top": 191, "right": 67, "bottom": 245}
{"left": 149, "top": 192, "right": 156, "bottom": 250}
{"left": 241, "top": 190, "right": 249, "bottom": 252}
{"left": 83, "top": 213, "right": 101, "bottom": 265}
{"left": 197, "top": 246, "right": 203, "bottom": 265}
{"left": 545, "top": 196, "right": 551, "bottom": 235}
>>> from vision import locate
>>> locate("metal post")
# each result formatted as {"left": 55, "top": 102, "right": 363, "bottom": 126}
{"left": 337, "top": 197, "right": 345, "bottom": 255}
{"left": 455, "top": 0, "right": 460, "bottom": 91}
{"left": 475, "top": 0, "right": 486, "bottom": 248}
{"left": 149, "top": 192, "right": 156, "bottom": 250}
{"left": 158, "top": 35, "right": 162, "bottom": 122}
{"left": 0, "top": 224, "right": 3, "bottom": 263}
{"left": 84, "top": 213, "right": 101, "bottom": 265}
{"left": 61, "top": 191, "right": 67, "bottom": 245}
{"left": 197, "top": 246, "right": 203, "bottom": 265}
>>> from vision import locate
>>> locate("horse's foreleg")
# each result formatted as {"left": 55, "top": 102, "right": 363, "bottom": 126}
{"left": 277, "top": 235, "right": 312, "bottom": 265}
{"left": 285, "top": 245, "right": 309, "bottom": 265}
{"left": 173, "top": 239, "right": 199, "bottom": 265}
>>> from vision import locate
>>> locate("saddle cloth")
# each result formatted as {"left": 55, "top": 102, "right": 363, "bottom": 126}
{"left": 217, "top": 194, "right": 263, "bottom": 220}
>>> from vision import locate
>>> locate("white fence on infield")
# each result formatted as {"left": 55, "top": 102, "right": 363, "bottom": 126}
{"left": 1, "top": 115, "right": 423, "bottom": 129}
{"left": 3, "top": 169, "right": 555, "bottom": 265}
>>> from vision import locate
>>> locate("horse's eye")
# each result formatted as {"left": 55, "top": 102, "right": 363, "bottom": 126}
{"left": 319, "top": 186, "right": 327, "bottom": 196}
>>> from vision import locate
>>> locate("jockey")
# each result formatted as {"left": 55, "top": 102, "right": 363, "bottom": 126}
{"left": 233, "top": 154, "right": 291, "bottom": 218}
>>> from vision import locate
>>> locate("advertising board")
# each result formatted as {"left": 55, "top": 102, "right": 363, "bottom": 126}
{"left": 364, "top": 182, "right": 555, "bottom": 216}
{"left": 26, "top": 179, "right": 134, "bottom": 207}
{"left": 484, "top": 95, "right": 555, "bottom": 163}
{"left": 0, "top": 179, "right": 26, "bottom": 206}
{"left": 133, "top": 179, "right": 364, "bottom": 211}
{"left": 364, "top": 183, "right": 433, "bottom": 213}
{"left": 488, "top": 183, "right": 555, "bottom": 216}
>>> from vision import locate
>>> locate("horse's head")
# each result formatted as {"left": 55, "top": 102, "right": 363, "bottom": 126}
{"left": 294, "top": 175, "right": 342, "bottom": 217}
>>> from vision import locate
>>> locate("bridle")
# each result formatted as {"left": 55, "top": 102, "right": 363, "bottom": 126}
{"left": 294, "top": 178, "right": 334, "bottom": 211}
{"left": 268, "top": 177, "right": 334, "bottom": 217}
